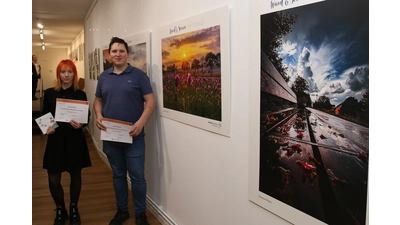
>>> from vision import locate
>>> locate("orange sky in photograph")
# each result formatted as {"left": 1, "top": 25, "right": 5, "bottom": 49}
{"left": 162, "top": 25, "right": 220, "bottom": 68}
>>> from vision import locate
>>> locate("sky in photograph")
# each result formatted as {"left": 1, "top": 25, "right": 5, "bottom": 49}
{"left": 128, "top": 42, "right": 147, "bottom": 73}
{"left": 276, "top": 0, "right": 368, "bottom": 106}
{"left": 103, "top": 49, "right": 110, "bottom": 62}
{"left": 162, "top": 25, "right": 220, "bottom": 68}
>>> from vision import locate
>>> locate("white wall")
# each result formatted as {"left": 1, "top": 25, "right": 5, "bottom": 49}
{"left": 83, "top": 1, "right": 308, "bottom": 225}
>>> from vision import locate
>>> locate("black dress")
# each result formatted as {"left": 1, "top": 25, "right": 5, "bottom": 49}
{"left": 42, "top": 86, "right": 92, "bottom": 173}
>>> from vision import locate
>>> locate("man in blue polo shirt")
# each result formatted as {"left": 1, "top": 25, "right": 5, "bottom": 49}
{"left": 94, "top": 37, "right": 156, "bottom": 225}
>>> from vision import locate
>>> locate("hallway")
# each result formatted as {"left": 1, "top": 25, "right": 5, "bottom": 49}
{"left": 32, "top": 129, "right": 162, "bottom": 225}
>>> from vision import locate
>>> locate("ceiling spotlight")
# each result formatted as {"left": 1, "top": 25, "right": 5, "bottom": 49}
{"left": 36, "top": 18, "right": 44, "bottom": 29}
{"left": 40, "top": 33, "right": 44, "bottom": 40}
{"left": 37, "top": 22, "right": 43, "bottom": 29}
{"left": 39, "top": 29, "right": 43, "bottom": 34}
{"left": 42, "top": 45, "right": 45, "bottom": 50}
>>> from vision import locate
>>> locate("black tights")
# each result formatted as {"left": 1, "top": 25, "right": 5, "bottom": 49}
{"left": 48, "top": 170, "right": 82, "bottom": 208}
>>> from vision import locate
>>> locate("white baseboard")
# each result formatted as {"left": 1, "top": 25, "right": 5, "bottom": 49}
{"left": 87, "top": 127, "right": 177, "bottom": 225}
{"left": 146, "top": 196, "right": 178, "bottom": 225}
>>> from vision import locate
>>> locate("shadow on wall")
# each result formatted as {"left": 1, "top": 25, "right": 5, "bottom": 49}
{"left": 78, "top": 78, "right": 85, "bottom": 90}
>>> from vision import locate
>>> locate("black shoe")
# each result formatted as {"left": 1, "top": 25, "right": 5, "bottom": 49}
{"left": 54, "top": 207, "right": 68, "bottom": 225}
{"left": 109, "top": 209, "right": 130, "bottom": 225}
{"left": 69, "top": 205, "right": 81, "bottom": 225}
{"left": 135, "top": 213, "right": 149, "bottom": 225}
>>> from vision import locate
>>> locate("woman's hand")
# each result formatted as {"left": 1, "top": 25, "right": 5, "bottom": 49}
{"left": 70, "top": 119, "right": 82, "bottom": 129}
{"left": 46, "top": 126, "right": 55, "bottom": 135}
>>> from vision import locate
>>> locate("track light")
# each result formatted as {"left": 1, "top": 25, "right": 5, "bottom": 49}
{"left": 37, "top": 18, "right": 43, "bottom": 29}
{"left": 37, "top": 18, "right": 45, "bottom": 50}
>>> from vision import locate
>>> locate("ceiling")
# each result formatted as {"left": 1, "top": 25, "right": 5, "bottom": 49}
{"left": 32, "top": 0, "right": 95, "bottom": 49}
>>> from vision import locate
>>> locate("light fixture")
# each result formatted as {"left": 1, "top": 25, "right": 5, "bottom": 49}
{"left": 37, "top": 18, "right": 45, "bottom": 49}
{"left": 37, "top": 18, "right": 43, "bottom": 29}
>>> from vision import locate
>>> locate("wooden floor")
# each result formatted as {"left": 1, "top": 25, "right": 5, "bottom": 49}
{"left": 32, "top": 128, "right": 162, "bottom": 225}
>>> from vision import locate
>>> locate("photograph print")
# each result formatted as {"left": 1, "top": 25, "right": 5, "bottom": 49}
{"left": 162, "top": 26, "right": 222, "bottom": 120}
{"left": 102, "top": 45, "right": 112, "bottom": 72}
{"left": 124, "top": 31, "right": 151, "bottom": 75}
{"left": 79, "top": 43, "right": 83, "bottom": 61}
{"left": 158, "top": 6, "right": 231, "bottom": 137}
{"left": 88, "top": 51, "right": 92, "bottom": 80}
{"left": 249, "top": 0, "right": 369, "bottom": 225}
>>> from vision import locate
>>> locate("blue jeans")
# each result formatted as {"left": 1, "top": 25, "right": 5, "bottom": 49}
{"left": 102, "top": 136, "right": 147, "bottom": 215}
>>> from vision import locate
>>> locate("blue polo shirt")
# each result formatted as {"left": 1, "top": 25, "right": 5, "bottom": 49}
{"left": 95, "top": 64, "right": 153, "bottom": 135}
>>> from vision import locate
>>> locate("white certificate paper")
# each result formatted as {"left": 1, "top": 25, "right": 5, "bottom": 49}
{"left": 100, "top": 118, "right": 133, "bottom": 144}
{"left": 35, "top": 112, "right": 59, "bottom": 134}
{"left": 55, "top": 98, "right": 89, "bottom": 124}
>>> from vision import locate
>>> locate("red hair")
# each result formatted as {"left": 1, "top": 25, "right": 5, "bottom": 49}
{"left": 54, "top": 59, "right": 79, "bottom": 91}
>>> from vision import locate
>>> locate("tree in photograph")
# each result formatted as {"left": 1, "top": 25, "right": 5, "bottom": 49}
{"left": 166, "top": 64, "right": 177, "bottom": 73}
{"left": 339, "top": 96, "right": 360, "bottom": 118}
{"left": 291, "top": 76, "right": 311, "bottom": 107}
{"left": 191, "top": 58, "right": 201, "bottom": 75}
{"left": 314, "top": 95, "right": 332, "bottom": 110}
{"left": 204, "top": 52, "right": 219, "bottom": 75}
{"left": 215, "top": 53, "right": 221, "bottom": 67}
{"left": 261, "top": 11, "right": 298, "bottom": 82}
{"left": 359, "top": 90, "right": 369, "bottom": 112}
{"left": 358, "top": 90, "right": 369, "bottom": 124}
{"left": 181, "top": 59, "right": 190, "bottom": 75}
{"left": 200, "top": 56, "right": 206, "bottom": 74}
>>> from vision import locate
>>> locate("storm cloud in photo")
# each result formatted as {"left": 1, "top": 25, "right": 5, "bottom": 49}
{"left": 273, "top": 0, "right": 369, "bottom": 105}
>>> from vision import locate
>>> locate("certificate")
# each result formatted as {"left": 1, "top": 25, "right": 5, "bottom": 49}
{"left": 35, "top": 112, "right": 59, "bottom": 134}
{"left": 55, "top": 98, "right": 89, "bottom": 124}
{"left": 100, "top": 118, "right": 133, "bottom": 144}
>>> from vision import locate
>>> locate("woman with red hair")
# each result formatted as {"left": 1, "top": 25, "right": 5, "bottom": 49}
{"left": 41, "top": 59, "right": 91, "bottom": 225}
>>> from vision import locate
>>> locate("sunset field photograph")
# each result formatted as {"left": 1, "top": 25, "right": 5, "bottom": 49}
{"left": 161, "top": 25, "right": 222, "bottom": 121}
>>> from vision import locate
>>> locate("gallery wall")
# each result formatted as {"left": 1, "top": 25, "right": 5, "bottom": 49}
{"left": 82, "top": 0, "right": 284, "bottom": 225}
{"left": 79, "top": 0, "right": 369, "bottom": 225}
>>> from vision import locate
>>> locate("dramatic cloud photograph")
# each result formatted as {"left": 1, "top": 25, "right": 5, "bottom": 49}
{"left": 258, "top": 0, "right": 369, "bottom": 224}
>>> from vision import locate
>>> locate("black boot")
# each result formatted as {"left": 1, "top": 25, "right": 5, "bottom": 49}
{"left": 69, "top": 203, "right": 81, "bottom": 225}
{"left": 54, "top": 205, "right": 68, "bottom": 225}
{"left": 135, "top": 213, "right": 150, "bottom": 225}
